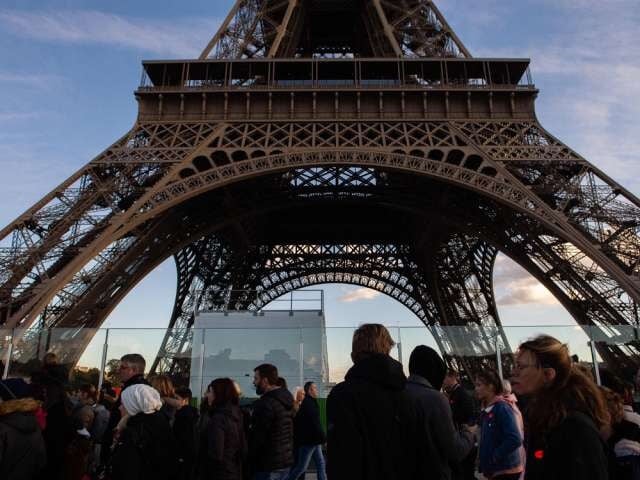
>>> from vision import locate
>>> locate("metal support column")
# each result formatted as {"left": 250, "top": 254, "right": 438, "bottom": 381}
{"left": 97, "top": 328, "right": 110, "bottom": 391}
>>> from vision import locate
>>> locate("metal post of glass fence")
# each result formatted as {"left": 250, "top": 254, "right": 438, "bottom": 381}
{"left": 495, "top": 335, "right": 503, "bottom": 381}
{"left": 198, "top": 329, "right": 207, "bottom": 402}
{"left": 2, "top": 329, "right": 14, "bottom": 379}
{"left": 589, "top": 336, "right": 602, "bottom": 386}
{"left": 299, "top": 327, "right": 304, "bottom": 389}
{"left": 396, "top": 326, "right": 403, "bottom": 366}
{"left": 97, "top": 329, "right": 110, "bottom": 392}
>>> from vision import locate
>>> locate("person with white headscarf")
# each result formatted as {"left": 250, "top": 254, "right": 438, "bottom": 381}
{"left": 110, "top": 384, "right": 178, "bottom": 480}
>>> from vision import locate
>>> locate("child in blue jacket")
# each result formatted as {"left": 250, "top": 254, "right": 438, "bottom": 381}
{"left": 475, "top": 369, "right": 524, "bottom": 480}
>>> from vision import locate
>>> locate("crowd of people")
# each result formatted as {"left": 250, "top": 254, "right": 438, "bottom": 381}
{"left": 1, "top": 325, "right": 639, "bottom": 480}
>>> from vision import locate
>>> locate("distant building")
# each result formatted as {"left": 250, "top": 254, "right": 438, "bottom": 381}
{"left": 190, "top": 310, "right": 329, "bottom": 399}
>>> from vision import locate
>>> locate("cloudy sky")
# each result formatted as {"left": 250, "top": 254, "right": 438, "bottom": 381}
{"left": 0, "top": 0, "right": 638, "bottom": 368}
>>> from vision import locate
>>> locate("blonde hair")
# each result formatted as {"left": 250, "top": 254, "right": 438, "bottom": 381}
{"left": 351, "top": 324, "right": 395, "bottom": 363}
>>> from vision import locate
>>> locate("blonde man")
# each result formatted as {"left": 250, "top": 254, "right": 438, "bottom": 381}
{"left": 326, "top": 324, "right": 421, "bottom": 480}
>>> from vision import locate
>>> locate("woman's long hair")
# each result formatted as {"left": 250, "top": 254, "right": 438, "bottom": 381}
{"left": 519, "top": 335, "right": 609, "bottom": 437}
{"left": 211, "top": 378, "right": 239, "bottom": 408}
{"left": 149, "top": 375, "right": 176, "bottom": 399}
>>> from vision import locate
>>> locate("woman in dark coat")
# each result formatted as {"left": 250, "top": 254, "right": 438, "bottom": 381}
{"left": 110, "top": 384, "right": 178, "bottom": 480}
{"left": 202, "top": 378, "right": 247, "bottom": 480}
{"left": 0, "top": 379, "right": 47, "bottom": 480}
{"left": 511, "top": 335, "right": 610, "bottom": 480}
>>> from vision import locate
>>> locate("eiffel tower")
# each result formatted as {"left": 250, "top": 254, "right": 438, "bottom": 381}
{"left": 1, "top": 0, "right": 639, "bottom": 380}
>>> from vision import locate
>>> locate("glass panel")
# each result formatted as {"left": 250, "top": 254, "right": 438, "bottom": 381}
{"left": 501, "top": 326, "right": 596, "bottom": 381}
{"left": 7, "top": 328, "right": 104, "bottom": 384}
{"left": 106, "top": 328, "right": 171, "bottom": 378}
{"left": 589, "top": 324, "right": 639, "bottom": 386}
{"left": 193, "top": 328, "right": 303, "bottom": 402}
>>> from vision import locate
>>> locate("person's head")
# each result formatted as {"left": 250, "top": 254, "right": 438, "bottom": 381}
{"left": 351, "top": 324, "right": 395, "bottom": 363}
{"left": 233, "top": 381, "right": 242, "bottom": 399}
{"left": 512, "top": 335, "right": 609, "bottom": 435}
{"left": 175, "top": 387, "right": 193, "bottom": 408}
{"left": 408, "top": 345, "right": 447, "bottom": 390}
{"left": 502, "top": 379, "right": 513, "bottom": 395}
{"left": 304, "top": 381, "right": 318, "bottom": 398}
{"left": 43, "top": 352, "right": 58, "bottom": 366}
{"left": 150, "top": 375, "right": 175, "bottom": 399}
{"left": 119, "top": 354, "right": 146, "bottom": 383}
{"left": 253, "top": 364, "right": 279, "bottom": 396}
{"left": 474, "top": 369, "right": 503, "bottom": 404}
{"left": 443, "top": 369, "right": 460, "bottom": 391}
{"left": 121, "top": 384, "right": 162, "bottom": 417}
{"left": 511, "top": 335, "right": 570, "bottom": 397}
{"left": 210, "top": 378, "right": 239, "bottom": 407}
{"left": 276, "top": 377, "right": 288, "bottom": 390}
{"left": 79, "top": 384, "right": 97, "bottom": 405}
{"left": 74, "top": 405, "right": 95, "bottom": 430}
{"left": 600, "top": 387, "right": 624, "bottom": 427}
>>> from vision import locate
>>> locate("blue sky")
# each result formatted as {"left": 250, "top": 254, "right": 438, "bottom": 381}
{"left": 0, "top": 1, "right": 638, "bottom": 368}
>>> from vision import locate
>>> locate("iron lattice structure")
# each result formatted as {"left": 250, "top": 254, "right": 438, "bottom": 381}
{"left": 1, "top": 0, "right": 639, "bottom": 379}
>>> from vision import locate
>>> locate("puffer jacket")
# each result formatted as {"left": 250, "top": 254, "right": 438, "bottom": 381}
{"left": 249, "top": 387, "right": 294, "bottom": 472}
{"left": 0, "top": 398, "right": 47, "bottom": 480}
{"left": 205, "top": 404, "right": 247, "bottom": 480}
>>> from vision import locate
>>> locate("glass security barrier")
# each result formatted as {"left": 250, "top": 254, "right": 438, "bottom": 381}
{"left": 2, "top": 324, "right": 627, "bottom": 402}
{"left": 499, "top": 325, "right": 596, "bottom": 382}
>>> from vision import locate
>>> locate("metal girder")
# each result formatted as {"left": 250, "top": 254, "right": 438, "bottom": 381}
{"left": 1, "top": 0, "right": 639, "bottom": 383}
{"left": 200, "top": 0, "right": 301, "bottom": 59}
{"left": 371, "top": 0, "right": 471, "bottom": 58}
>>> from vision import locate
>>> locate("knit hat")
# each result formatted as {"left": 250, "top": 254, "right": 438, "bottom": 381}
{"left": 408, "top": 345, "right": 447, "bottom": 391}
{"left": 0, "top": 378, "right": 31, "bottom": 401}
{"left": 121, "top": 384, "right": 162, "bottom": 416}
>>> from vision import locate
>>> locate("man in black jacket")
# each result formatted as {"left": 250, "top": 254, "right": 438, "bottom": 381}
{"left": 326, "top": 324, "right": 421, "bottom": 480}
{"left": 102, "top": 353, "right": 148, "bottom": 466}
{"left": 287, "top": 381, "right": 326, "bottom": 480}
{"left": 443, "top": 369, "right": 477, "bottom": 480}
{"left": 405, "top": 346, "right": 475, "bottom": 480}
{"left": 250, "top": 363, "right": 295, "bottom": 480}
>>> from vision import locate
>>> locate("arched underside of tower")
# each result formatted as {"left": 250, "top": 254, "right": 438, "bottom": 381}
{"left": 2, "top": 158, "right": 638, "bottom": 380}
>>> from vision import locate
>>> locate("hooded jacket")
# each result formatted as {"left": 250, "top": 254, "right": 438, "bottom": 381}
{"left": 0, "top": 398, "right": 47, "bottom": 480}
{"left": 326, "top": 353, "right": 421, "bottom": 480}
{"left": 405, "top": 374, "right": 474, "bottom": 480}
{"left": 249, "top": 387, "right": 295, "bottom": 472}
{"left": 205, "top": 404, "right": 247, "bottom": 480}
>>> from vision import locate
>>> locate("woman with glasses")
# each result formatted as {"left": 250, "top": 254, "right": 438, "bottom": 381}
{"left": 511, "top": 335, "right": 610, "bottom": 480}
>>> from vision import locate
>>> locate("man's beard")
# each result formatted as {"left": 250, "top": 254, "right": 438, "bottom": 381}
{"left": 255, "top": 384, "right": 265, "bottom": 395}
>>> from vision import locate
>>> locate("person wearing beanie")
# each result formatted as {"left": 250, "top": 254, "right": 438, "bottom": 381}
{"left": 405, "top": 345, "right": 476, "bottom": 480}
{"left": 109, "top": 384, "right": 178, "bottom": 480}
{"left": 0, "top": 378, "right": 47, "bottom": 480}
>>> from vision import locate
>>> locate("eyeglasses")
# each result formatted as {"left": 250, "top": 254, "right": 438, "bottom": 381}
{"left": 512, "top": 362, "right": 539, "bottom": 372}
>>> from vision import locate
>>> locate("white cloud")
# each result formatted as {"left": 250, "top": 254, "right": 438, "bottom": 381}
{"left": 494, "top": 255, "right": 559, "bottom": 306}
{"left": 0, "top": 111, "right": 40, "bottom": 122}
{"left": 0, "top": 73, "right": 63, "bottom": 90}
{"left": 476, "top": 1, "right": 640, "bottom": 194}
{"left": 338, "top": 287, "right": 382, "bottom": 303}
{"left": 0, "top": 10, "right": 219, "bottom": 58}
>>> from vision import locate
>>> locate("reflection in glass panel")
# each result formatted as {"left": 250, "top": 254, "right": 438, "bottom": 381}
{"left": 191, "top": 311, "right": 329, "bottom": 400}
